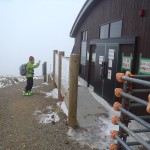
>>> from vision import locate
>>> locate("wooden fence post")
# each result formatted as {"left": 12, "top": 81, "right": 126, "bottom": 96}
{"left": 42, "top": 62, "right": 46, "bottom": 82}
{"left": 58, "top": 51, "right": 64, "bottom": 101}
{"left": 68, "top": 54, "right": 79, "bottom": 128}
{"left": 53, "top": 50, "right": 58, "bottom": 84}
{"left": 44, "top": 62, "right": 47, "bottom": 82}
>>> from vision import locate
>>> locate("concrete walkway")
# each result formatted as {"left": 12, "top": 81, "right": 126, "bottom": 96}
{"left": 77, "top": 86, "right": 109, "bottom": 127}
{"left": 77, "top": 77, "right": 114, "bottom": 128}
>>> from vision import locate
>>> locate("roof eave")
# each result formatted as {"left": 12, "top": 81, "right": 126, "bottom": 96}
{"left": 70, "top": 0, "right": 94, "bottom": 37}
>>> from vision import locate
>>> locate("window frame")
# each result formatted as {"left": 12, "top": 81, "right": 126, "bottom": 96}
{"left": 99, "top": 19, "right": 123, "bottom": 39}
{"left": 110, "top": 20, "right": 122, "bottom": 38}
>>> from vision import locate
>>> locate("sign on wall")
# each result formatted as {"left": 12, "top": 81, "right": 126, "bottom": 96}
{"left": 121, "top": 53, "right": 133, "bottom": 71}
{"left": 139, "top": 53, "right": 150, "bottom": 75}
{"left": 107, "top": 69, "right": 112, "bottom": 80}
{"left": 108, "top": 59, "right": 113, "bottom": 68}
{"left": 92, "top": 53, "right": 96, "bottom": 62}
{"left": 108, "top": 49, "right": 115, "bottom": 60}
{"left": 99, "top": 56, "right": 104, "bottom": 64}
{"left": 87, "top": 52, "right": 89, "bottom": 61}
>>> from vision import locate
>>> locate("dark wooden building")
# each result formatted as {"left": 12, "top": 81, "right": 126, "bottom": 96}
{"left": 70, "top": 0, "right": 150, "bottom": 106}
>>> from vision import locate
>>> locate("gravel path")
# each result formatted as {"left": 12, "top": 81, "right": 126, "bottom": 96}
{"left": 0, "top": 79, "right": 92, "bottom": 150}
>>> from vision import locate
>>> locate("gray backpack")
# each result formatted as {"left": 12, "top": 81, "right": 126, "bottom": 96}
{"left": 19, "top": 63, "right": 27, "bottom": 76}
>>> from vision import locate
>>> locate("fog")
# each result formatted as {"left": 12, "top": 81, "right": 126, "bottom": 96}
{"left": 0, "top": 0, "right": 86, "bottom": 76}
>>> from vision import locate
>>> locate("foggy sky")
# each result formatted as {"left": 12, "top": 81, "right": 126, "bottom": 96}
{"left": 0, "top": 0, "right": 86, "bottom": 76}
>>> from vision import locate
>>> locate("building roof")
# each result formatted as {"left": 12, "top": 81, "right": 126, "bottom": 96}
{"left": 70, "top": 0, "right": 96, "bottom": 37}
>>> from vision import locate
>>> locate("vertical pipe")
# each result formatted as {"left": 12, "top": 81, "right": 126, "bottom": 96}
{"left": 68, "top": 54, "right": 79, "bottom": 128}
{"left": 58, "top": 51, "right": 64, "bottom": 101}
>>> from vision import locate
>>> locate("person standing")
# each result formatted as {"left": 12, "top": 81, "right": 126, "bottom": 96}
{"left": 23, "top": 56, "right": 40, "bottom": 96}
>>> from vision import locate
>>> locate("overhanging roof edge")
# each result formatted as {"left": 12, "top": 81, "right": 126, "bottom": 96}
{"left": 70, "top": 0, "right": 94, "bottom": 37}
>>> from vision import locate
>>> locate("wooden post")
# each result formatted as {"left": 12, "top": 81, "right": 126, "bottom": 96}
{"left": 42, "top": 63, "right": 45, "bottom": 82}
{"left": 53, "top": 50, "right": 58, "bottom": 84}
{"left": 58, "top": 51, "right": 64, "bottom": 101}
{"left": 42, "top": 63, "right": 44, "bottom": 76}
{"left": 68, "top": 54, "right": 79, "bottom": 128}
{"left": 44, "top": 62, "right": 47, "bottom": 82}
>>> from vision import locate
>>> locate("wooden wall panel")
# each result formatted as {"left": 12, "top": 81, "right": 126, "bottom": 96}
{"left": 72, "top": 0, "right": 150, "bottom": 58}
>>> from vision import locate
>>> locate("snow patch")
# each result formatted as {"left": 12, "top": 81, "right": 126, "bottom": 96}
{"left": 46, "top": 106, "right": 53, "bottom": 110}
{"left": 42, "top": 82, "right": 49, "bottom": 85}
{"left": 59, "top": 101, "right": 68, "bottom": 117}
{"left": 99, "top": 117, "right": 119, "bottom": 135}
{"left": 33, "top": 110, "right": 42, "bottom": 116}
{"left": 32, "top": 86, "right": 41, "bottom": 89}
{"left": 68, "top": 127, "right": 114, "bottom": 150}
{"left": 0, "top": 75, "right": 42, "bottom": 88}
{"left": 44, "top": 88, "right": 58, "bottom": 99}
{"left": 39, "top": 112, "right": 60, "bottom": 124}
{"left": 33, "top": 106, "right": 60, "bottom": 124}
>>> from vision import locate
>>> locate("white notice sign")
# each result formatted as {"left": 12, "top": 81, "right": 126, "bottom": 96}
{"left": 99, "top": 56, "right": 104, "bottom": 64}
{"left": 108, "top": 49, "right": 115, "bottom": 59}
{"left": 92, "top": 53, "right": 96, "bottom": 62}
{"left": 107, "top": 69, "right": 112, "bottom": 80}
{"left": 108, "top": 59, "right": 113, "bottom": 68}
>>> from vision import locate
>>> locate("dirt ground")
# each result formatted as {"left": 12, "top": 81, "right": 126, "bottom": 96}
{"left": 0, "top": 79, "right": 92, "bottom": 150}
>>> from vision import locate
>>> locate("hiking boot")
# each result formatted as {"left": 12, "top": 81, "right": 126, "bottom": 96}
{"left": 24, "top": 91, "right": 32, "bottom": 96}
{"left": 22, "top": 89, "right": 27, "bottom": 94}
{"left": 28, "top": 91, "right": 32, "bottom": 95}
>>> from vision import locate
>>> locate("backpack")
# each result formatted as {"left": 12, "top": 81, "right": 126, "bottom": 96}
{"left": 19, "top": 63, "right": 27, "bottom": 76}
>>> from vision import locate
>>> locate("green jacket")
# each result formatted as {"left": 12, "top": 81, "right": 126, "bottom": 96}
{"left": 26, "top": 61, "right": 40, "bottom": 78}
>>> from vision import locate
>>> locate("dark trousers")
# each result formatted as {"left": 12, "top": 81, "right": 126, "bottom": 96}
{"left": 25, "top": 77, "right": 33, "bottom": 92}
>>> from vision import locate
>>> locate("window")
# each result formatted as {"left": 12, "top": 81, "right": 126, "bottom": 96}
{"left": 80, "top": 31, "right": 88, "bottom": 76}
{"left": 100, "top": 24, "right": 109, "bottom": 39}
{"left": 99, "top": 20, "right": 122, "bottom": 39}
{"left": 110, "top": 20, "right": 122, "bottom": 38}
{"left": 80, "top": 41, "right": 87, "bottom": 65}
{"left": 82, "top": 30, "right": 87, "bottom": 41}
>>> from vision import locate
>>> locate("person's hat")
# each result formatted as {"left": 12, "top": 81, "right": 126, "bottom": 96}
{"left": 29, "top": 56, "right": 34, "bottom": 61}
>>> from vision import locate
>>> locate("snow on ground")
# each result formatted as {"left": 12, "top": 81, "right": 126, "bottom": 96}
{"left": 0, "top": 75, "right": 43, "bottom": 88}
{"left": 59, "top": 101, "right": 68, "bottom": 117}
{"left": 42, "top": 88, "right": 58, "bottom": 99}
{"left": 0, "top": 76, "right": 22, "bottom": 88}
{"left": 32, "top": 86, "right": 41, "bottom": 89}
{"left": 33, "top": 105, "right": 60, "bottom": 124}
{"left": 68, "top": 126, "right": 116, "bottom": 150}
{"left": 39, "top": 112, "right": 60, "bottom": 124}
{"left": 42, "top": 82, "right": 49, "bottom": 85}
{"left": 33, "top": 88, "right": 60, "bottom": 124}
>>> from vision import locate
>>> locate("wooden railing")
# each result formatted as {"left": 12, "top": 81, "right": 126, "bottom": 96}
{"left": 53, "top": 50, "right": 79, "bottom": 128}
